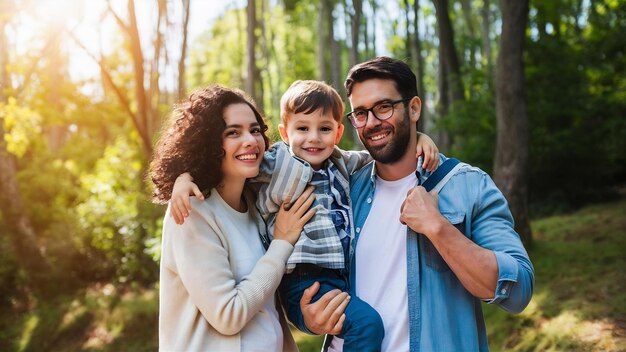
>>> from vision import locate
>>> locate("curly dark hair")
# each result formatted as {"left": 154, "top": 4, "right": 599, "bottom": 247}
{"left": 150, "top": 85, "right": 270, "bottom": 204}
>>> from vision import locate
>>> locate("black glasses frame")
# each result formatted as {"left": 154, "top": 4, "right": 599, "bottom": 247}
{"left": 346, "top": 97, "right": 413, "bottom": 128}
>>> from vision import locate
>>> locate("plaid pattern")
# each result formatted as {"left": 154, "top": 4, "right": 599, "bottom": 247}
{"left": 255, "top": 142, "right": 371, "bottom": 270}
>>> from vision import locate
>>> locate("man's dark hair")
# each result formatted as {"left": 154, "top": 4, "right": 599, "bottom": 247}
{"left": 345, "top": 57, "right": 419, "bottom": 99}
{"left": 150, "top": 85, "right": 269, "bottom": 203}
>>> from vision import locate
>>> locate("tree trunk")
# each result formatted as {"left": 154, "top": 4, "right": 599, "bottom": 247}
{"left": 494, "top": 0, "right": 532, "bottom": 246}
{"left": 403, "top": 0, "right": 412, "bottom": 60}
{"left": 460, "top": 0, "right": 476, "bottom": 69}
{"left": 433, "top": 0, "right": 464, "bottom": 104}
{"left": 348, "top": 0, "right": 362, "bottom": 67}
{"left": 45, "top": 31, "right": 66, "bottom": 152}
{"left": 178, "top": 0, "right": 191, "bottom": 101}
{"left": 433, "top": 0, "right": 464, "bottom": 152}
{"left": 329, "top": 3, "right": 341, "bottom": 91}
{"left": 127, "top": 0, "right": 152, "bottom": 149}
{"left": 0, "top": 19, "right": 54, "bottom": 295}
{"left": 481, "top": 0, "right": 494, "bottom": 86}
{"left": 437, "top": 40, "right": 451, "bottom": 150}
{"left": 246, "top": 0, "right": 263, "bottom": 110}
{"left": 318, "top": 0, "right": 329, "bottom": 82}
{"left": 413, "top": 0, "right": 427, "bottom": 132}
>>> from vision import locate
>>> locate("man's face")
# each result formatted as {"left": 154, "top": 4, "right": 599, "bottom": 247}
{"left": 348, "top": 79, "right": 416, "bottom": 164}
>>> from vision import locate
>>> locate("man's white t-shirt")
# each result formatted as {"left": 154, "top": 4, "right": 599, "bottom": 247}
{"left": 329, "top": 172, "right": 416, "bottom": 351}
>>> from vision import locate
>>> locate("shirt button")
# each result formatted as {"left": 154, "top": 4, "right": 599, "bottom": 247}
{"left": 356, "top": 227, "right": 361, "bottom": 233}
{"left": 366, "top": 197, "right": 372, "bottom": 203}
{"left": 500, "top": 288, "right": 507, "bottom": 294}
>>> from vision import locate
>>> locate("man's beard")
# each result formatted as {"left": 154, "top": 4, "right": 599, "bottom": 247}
{"left": 361, "top": 109, "right": 411, "bottom": 164}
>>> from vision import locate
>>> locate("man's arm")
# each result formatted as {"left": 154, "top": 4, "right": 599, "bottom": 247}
{"left": 400, "top": 186, "right": 498, "bottom": 298}
{"left": 400, "top": 172, "right": 534, "bottom": 312}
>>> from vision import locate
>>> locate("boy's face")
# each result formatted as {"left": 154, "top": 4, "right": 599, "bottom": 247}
{"left": 279, "top": 109, "right": 344, "bottom": 170}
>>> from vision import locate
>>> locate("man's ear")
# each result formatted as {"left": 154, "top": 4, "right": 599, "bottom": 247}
{"left": 278, "top": 123, "right": 289, "bottom": 144}
{"left": 334, "top": 123, "right": 345, "bottom": 145}
{"left": 410, "top": 96, "right": 422, "bottom": 123}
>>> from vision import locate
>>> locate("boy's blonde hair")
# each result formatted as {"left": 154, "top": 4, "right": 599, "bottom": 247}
{"left": 280, "top": 80, "right": 344, "bottom": 125}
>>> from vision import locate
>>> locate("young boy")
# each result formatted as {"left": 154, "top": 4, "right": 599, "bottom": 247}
{"left": 170, "top": 80, "right": 438, "bottom": 351}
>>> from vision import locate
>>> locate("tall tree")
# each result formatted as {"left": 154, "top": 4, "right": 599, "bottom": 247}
{"left": 412, "top": 0, "right": 427, "bottom": 131}
{"left": 403, "top": 0, "right": 413, "bottom": 60}
{"left": 481, "top": 0, "right": 494, "bottom": 84}
{"left": 433, "top": 0, "right": 464, "bottom": 104}
{"left": 328, "top": 2, "right": 342, "bottom": 90}
{"left": 246, "top": 0, "right": 263, "bottom": 110}
{"left": 0, "top": 8, "right": 54, "bottom": 294}
{"left": 318, "top": 0, "right": 330, "bottom": 82}
{"left": 348, "top": 0, "right": 363, "bottom": 67}
{"left": 178, "top": 0, "right": 191, "bottom": 101}
{"left": 494, "top": 0, "right": 532, "bottom": 245}
{"left": 72, "top": 0, "right": 169, "bottom": 156}
{"left": 433, "top": 0, "right": 464, "bottom": 151}
{"left": 459, "top": 0, "right": 477, "bottom": 69}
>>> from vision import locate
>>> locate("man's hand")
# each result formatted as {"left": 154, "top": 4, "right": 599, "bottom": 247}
{"left": 300, "top": 282, "right": 349, "bottom": 335}
{"left": 400, "top": 186, "right": 447, "bottom": 236}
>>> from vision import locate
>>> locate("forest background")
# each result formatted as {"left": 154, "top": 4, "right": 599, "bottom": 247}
{"left": 0, "top": 0, "right": 624, "bottom": 351}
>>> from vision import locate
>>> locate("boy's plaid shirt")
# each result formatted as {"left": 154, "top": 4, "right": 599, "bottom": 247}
{"left": 254, "top": 142, "right": 371, "bottom": 270}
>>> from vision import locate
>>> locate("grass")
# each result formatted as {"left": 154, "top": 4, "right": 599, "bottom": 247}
{"left": 1, "top": 199, "right": 624, "bottom": 351}
{"left": 0, "top": 283, "right": 158, "bottom": 352}
{"left": 483, "top": 198, "right": 626, "bottom": 352}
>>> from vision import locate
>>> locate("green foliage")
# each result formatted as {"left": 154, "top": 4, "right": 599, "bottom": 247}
{"left": 1, "top": 98, "right": 42, "bottom": 157}
{"left": 76, "top": 135, "right": 160, "bottom": 284}
{"left": 440, "top": 79, "right": 496, "bottom": 173}
{"left": 525, "top": 0, "right": 626, "bottom": 211}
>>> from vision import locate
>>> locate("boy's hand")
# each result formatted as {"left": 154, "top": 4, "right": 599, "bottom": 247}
{"left": 416, "top": 132, "right": 440, "bottom": 172}
{"left": 170, "top": 172, "right": 203, "bottom": 225}
{"left": 273, "top": 186, "right": 317, "bottom": 245}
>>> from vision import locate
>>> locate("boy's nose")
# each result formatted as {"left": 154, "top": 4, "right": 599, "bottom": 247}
{"left": 308, "top": 131, "right": 321, "bottom": 142}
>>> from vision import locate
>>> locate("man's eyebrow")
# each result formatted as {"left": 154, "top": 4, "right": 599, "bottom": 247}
{"left": 352, "top": 98, "right": 395, "bottom": 110}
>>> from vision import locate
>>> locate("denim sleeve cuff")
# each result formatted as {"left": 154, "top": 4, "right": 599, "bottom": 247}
{"left": 484, "top": 251, "right": 518, "bottom": 304}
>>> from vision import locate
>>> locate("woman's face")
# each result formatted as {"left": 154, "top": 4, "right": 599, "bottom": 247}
{"left": 220, "top": 103, "right": 266, "bottom": 184}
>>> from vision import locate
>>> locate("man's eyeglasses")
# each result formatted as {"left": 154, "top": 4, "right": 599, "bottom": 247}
{"left": 346, "top": 97, "right": 413, "bottom": 128}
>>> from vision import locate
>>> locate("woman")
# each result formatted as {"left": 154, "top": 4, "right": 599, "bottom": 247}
{"left": 150, "top": 85, "right": 316, "bottom": 351}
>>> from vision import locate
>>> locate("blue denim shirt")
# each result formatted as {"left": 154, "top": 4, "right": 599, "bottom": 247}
{"left": 347, "top": 155, "right": 534, "bottom": 351}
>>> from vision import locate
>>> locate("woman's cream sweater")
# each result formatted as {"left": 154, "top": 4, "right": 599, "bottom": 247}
{"left": 158, "top": 189, "right": 298, "bottom": 351}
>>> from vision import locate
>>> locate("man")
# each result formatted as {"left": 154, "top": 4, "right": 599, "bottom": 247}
{"left": 299, "top": 57, "right": 534, "bottom": 351}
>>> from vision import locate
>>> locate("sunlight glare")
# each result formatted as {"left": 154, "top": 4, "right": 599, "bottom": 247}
{"left": 32, "top": 0, "right": 83, "bottom": 28}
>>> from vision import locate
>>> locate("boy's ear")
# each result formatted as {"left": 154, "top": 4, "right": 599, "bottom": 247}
{"left": 334, "top": 123, "right": 345, "bottom": 145}
{"left": 278, "top": 123, "right": 289, "bottom": 144}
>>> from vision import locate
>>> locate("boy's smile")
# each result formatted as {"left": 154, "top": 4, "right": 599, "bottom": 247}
{"left": 279, "top": 108, "right": 344, "bottom": 170}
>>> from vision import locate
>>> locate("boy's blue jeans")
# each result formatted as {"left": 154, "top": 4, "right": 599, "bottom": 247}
{"left": 278, "top": 264, "right": 384, "bottom": 352}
